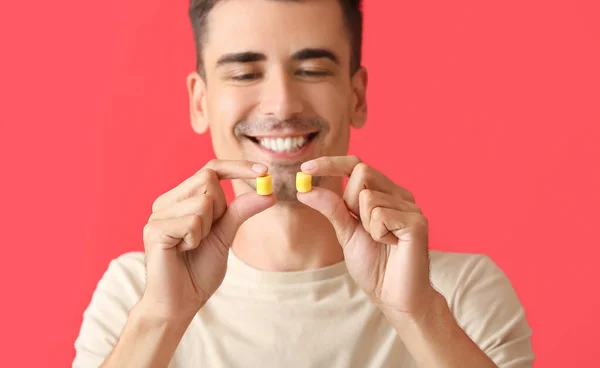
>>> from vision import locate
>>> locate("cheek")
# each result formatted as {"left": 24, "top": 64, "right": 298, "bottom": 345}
{"left": 304, "top": 80, "right": 349, "bottom": 109}
{"left": 208, "top": 87, "right": 256, "bottom": 127}
{"left": 207, "top": 87, "right": 257, "bottom": 158}
{"left": 303, "top": 83, "right": 352, "bottom": 151}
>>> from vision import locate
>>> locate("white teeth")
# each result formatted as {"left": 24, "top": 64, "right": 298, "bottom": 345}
{"left": 257, "top": 135, "right": 310, "bottom": 152}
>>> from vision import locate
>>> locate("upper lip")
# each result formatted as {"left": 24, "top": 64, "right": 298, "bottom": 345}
{"left": 245, "top": 130, "right": 320, "bottom": 139}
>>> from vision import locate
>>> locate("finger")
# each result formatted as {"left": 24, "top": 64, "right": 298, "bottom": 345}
{"left": 203, "top": 159, "right": 268, "bottom": 180}
{"left": 358, "top": 189, "right": 422, "bottom": 233}
{"left": 143, "top": 215, "right": 205, "bottom": 252}
{"left": 296, "top": 187, "right": 358, "bottom": 247}
{"left": 208, "top": 192, "right": 277, "bottom": 248}
{"left": 347, "top": 161, "right": 417, "bottom": 206}
{"left": 148, "top": 194, "right": 213, "bottom": 239}
{"left": 152, "top": 159, "right": 268, "bottom": 213}
{"left": 343, "top": 163, "right": 401, "bottom": 214}
{"left": 370, "top": 208, "right": 428, "bottom": 245}
{"left": 202, "top": 172, "right": 228, "bottom": 220}
{"left": 301, "top": 155, "right": 362, "bottom": 177}
{"left": 301, "top": 158, "right": 414, "bottom": 213}
{"left": 301, "top": 157, "right": 396, "bottom": 194}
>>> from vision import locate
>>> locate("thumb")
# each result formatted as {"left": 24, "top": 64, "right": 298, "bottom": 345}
{"left": 210, "top": 192, "right": 276, "bottom": 247}
{"left": 297, "top": 187, "right": 358, "bottom": 247}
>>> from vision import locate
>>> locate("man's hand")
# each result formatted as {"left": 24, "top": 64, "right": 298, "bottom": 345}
{"left": 297, "top": 155, "right": 436, "bottom": 320}
{"left": 99, "top": 160, "right": 276, "bottom": 368}
{"left": 142, "top": 159, "right": 276, "bottom": 321}
{"left": 297, "top": 156, "right": 499, "bottom": 368}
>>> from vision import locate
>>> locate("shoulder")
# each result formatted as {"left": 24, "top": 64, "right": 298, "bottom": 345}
{"left": 429, "top": 251, "right": 534, "bottom": 364}
{"left": 429, "top": 250, "right": 523, "bottom": 318}
{"left": 105, "top": 251, "right": 146, "bottom": 280}
{"left": 429, "top": 251, "right": 517, "bottom": 308}
{"left": 82, "top": 251, "right": 147, "bottom": 318}
{"left": 100, "top": 251, "right": 147, "bottom": 300}
{"left": 429, "top": 251, "right": 504, "bottom": 294}
{"left": 74, "top": 252, "right": 147, "bottom": 367}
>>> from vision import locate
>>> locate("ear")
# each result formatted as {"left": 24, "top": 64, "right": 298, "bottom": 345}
{"left": 187, "top": 71, "right": 209, "bottom": 134}
{"left": 350, "top": 67, "right": 368, "bottom": 129}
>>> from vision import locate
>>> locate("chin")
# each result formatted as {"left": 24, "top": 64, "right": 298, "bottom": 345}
{"left": 271, "top": 180, "right": 299, "bottom": 202}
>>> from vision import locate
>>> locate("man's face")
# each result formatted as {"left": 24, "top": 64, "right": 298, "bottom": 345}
{"left": 188, "top": 0, "right": 367, "bottom": 201}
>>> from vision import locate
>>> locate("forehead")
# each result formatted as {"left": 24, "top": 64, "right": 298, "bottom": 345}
{"left": 203, "top": 0, "right": 349, "bottom": 64}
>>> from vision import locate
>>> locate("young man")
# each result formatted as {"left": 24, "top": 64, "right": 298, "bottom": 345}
{"left": 74, "top": 0, "right": 534, "bottom": 367}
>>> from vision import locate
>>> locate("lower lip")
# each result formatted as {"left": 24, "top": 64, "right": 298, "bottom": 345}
{"left": 250, "top": 137, "right": 315, "bottom": 159}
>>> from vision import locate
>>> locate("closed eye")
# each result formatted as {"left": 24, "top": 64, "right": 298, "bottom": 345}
{"left": 230, "top": 73, "right": 262, "bottom": 81}
{"left": 296, "top": 70, "right": 331, "bottom": 77}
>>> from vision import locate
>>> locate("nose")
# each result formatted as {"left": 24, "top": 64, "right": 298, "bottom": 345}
{"left": 258, "top": 70, "right": 303, "bottom": 121}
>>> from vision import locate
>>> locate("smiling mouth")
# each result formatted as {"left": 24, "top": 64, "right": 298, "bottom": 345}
{"left": 246, "top": 132, "right": 319, "bottom": 153}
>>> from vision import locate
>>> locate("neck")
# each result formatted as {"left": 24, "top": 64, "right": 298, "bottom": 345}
{"left": 230, "top": 181, "right": 344, "bottom": 272}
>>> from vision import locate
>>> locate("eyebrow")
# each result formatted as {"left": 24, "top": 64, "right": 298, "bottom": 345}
{"left": 216, "top": 52, "right": 266, "bottom": 66}
{"left": 292, "top": 48, "right": 339, "bottom": 64}
{"left": 215, "top": 48, "right": 340, "bottom": 67}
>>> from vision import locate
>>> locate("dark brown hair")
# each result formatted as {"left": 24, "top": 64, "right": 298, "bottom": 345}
{"left": 188, "top": 0, "right": 363, "bottom": 78}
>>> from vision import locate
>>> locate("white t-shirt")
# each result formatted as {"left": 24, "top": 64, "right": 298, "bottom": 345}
{"left": 73, "top": 251, "right": 534, "bottom": 367}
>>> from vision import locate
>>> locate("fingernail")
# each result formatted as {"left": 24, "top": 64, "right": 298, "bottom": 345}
{"left": 301, "top": 161, "right": 316, "bottom": 172}
{"left": 252, "top": 163, "right": 267, "bottom": 173}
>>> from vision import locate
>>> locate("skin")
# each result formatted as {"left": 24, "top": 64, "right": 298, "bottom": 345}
{"left": 100, "top": 1, "right": 499, "bottom": 367}
{"left": 187, "top": 0, "right": 367, "bottom": 271}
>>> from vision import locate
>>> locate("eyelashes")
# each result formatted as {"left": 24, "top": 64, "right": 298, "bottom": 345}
{"left": 227, "top": 69, "right": 333, "bottom": 82}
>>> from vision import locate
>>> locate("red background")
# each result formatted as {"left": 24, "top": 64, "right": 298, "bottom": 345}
{"left": 1, "top": 0, "right": 599, "bottom": 367}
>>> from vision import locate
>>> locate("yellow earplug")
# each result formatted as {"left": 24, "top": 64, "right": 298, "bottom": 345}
{"left": 296, "top": 172, "right": 312, "bottom": 193}
{"left": 256, "top": 174, "right": 272, "bottom": 195}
